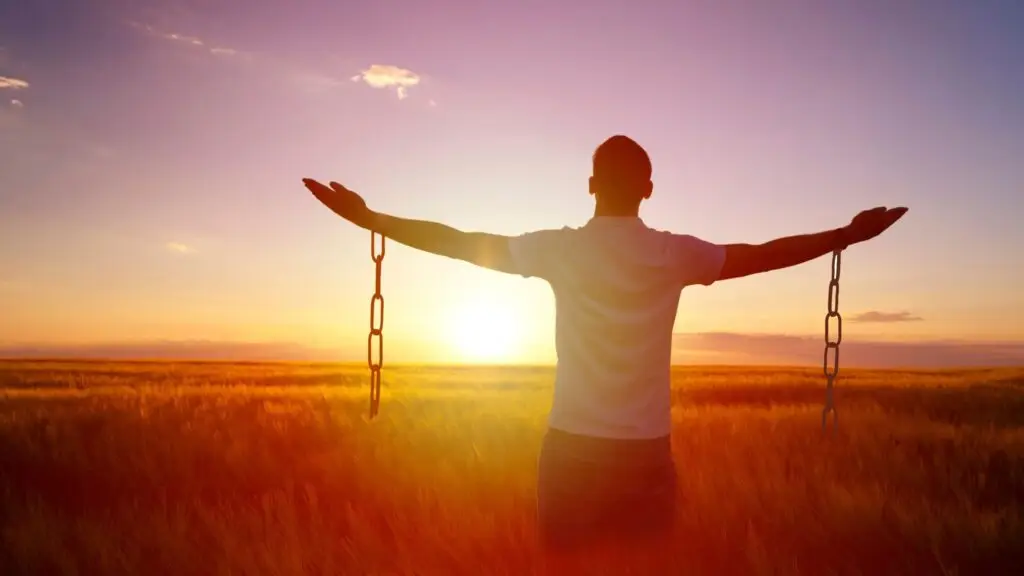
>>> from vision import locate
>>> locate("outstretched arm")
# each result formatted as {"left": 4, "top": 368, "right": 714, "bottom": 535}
{"left": 719, "top": 228, "right": 847, "bottom": 280}
{"left": 718, "top": 207, "right": 908, "bottom": 281}
{"left": 369, "top": 213, "right": 516, "bottom": 273}
{"left": 302, "top": 178, "right": 517, "bottom": 273}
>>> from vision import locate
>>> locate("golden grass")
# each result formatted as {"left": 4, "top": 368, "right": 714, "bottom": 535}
{"left": 1, "top": 360, "right": 1023, "bottom": 575}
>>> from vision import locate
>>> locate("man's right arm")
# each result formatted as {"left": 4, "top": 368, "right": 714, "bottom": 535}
{"left": 718, "top": 228, "right": 849, "bottom": 281}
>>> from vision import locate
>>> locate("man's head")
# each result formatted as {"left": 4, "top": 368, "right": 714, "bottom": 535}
{"left": 589, "top": 135, "right": 653, "bottom": 214}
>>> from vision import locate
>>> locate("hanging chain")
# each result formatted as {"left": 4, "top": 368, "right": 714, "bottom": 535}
{"left": 367, "top": 231, "right": 385, "bottom": 419}
{"left": 822, "top": 249, "right": 842, "bottom": 431}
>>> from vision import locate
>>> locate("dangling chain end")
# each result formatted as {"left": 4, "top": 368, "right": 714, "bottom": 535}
{"left": 366, "top": 230, "right": 385, "bottom": 419}
{"left": 822, "top": 246, "right": 843, "bottom": 431}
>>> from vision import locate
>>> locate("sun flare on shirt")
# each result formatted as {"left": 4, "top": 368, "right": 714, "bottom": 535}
{"left": 445, "top": 297, "right": 525, "bottom": 363}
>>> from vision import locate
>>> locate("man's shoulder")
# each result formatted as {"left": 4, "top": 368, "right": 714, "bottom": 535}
{"left": 642, "top": 225, "right": 717, "bottom": 247}
{"left": 510, "top": 225, "right": 580, "bottom": 245}
{"left": 505, "top": 226, "right": 579, "bottom": 279}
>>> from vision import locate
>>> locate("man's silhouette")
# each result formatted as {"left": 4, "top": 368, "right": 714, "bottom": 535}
{"left": 302, "top": 135, "right": 907, "bottom": 554}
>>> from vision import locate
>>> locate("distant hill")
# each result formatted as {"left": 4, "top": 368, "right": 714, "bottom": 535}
{"left": 671, "top": 333, "right": 1024, "bottom": 368}
{"left": 0, "top": 340, "right": 337, "bottom": 362}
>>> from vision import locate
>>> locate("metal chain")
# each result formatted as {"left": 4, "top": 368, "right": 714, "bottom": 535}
{"left": 822, "top": 249, "right": 842, "bottom": 431}
{"left": 367, "top": 231, "right": 385, "bottom": 418}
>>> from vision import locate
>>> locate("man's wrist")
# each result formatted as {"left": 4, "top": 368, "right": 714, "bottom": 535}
{"left": 833, "top": 227, "right": 851, "bottom": 251}
{"left": 360, "top": 210, "right": 382, "bottom": 232}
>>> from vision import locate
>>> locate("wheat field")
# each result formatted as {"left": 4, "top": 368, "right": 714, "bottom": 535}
{"left": 1, "top": 360, "right": 1022, "bottom": 575}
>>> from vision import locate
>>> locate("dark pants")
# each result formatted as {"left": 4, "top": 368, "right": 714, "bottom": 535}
{"left": 536, "top": 427, "right": 677, "bottom": 552}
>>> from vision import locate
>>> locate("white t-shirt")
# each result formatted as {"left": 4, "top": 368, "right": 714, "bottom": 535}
{"left": 507, "top": 216, "right": 726, "bottom": 440}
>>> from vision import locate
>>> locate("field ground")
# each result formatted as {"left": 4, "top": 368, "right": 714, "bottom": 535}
{"left": 1, "top": 360, "right": 1024, "bottom": 575}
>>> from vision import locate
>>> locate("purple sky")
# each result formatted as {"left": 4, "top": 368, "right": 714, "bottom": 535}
{"left": 1, "top": 0, "right": 1022, "bottom": 364}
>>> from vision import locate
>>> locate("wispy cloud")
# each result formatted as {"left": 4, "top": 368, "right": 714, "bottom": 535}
{"left": 163, "top": 31, "right": 203, "bottom": 46}
{"left": 848, "top": 311, "right": 923, "bottom": 323}
{"left": 129, "top": 21, "right": 242, "bottom": 59}
{"left": 165, "top": 242, "right": 195, "bottom": 254}
{"left": 0, "top": 76, "right": 29, "bottom": 90}
{"left": 351, "top": 64, "right": 421, "bottom": 100}
{"left": 0, "top": 71, "right": 113, "bottom": 170}
{"left": 128, "top": 20, "right": 354, "bottom": 94}
{"left": 1, "top": 76, "right": 28, "bottom": 110}
{"left": 129, "top": 22, "right": 430, "bottom": 103}
{"left": 292, "top": 71, "right": 346, "bottom": 94}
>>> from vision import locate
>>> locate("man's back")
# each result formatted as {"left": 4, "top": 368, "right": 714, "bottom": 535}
{"left": 508, "top": 216, "right": 726, "bottom": 439}
{"left": 302, "top": 132, "right": 907, "bottom": 555}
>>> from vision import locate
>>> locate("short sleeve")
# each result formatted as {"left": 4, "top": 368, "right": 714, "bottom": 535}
{"left": 670, "top": 234, "right": 726, "bottom": 287}
{"left": 506, "top": 228, "right": 570, "bottom": 280}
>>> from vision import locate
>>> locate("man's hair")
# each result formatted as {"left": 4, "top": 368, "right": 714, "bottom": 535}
{"left": 592, "top": 135, "right": 652, "bottom": 185}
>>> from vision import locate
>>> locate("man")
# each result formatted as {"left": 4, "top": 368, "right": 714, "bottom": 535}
{"left": 301, "top": 135, "right": 907, "bottom": 556}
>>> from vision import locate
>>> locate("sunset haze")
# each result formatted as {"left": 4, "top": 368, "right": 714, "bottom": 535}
{"left": 2, "top": 0, "right": 1022, "bottom": 366}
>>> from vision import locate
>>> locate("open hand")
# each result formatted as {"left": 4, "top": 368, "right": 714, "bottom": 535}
{"left": 302, "top": 178, "right": 375, "bottom": 229}
{"left": 844, "top": 206, "right": 908, "bottom": 246}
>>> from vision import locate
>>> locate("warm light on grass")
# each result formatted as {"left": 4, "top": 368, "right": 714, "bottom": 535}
{"left": 1, "top": 361, "right": 1022, "bottom": 573}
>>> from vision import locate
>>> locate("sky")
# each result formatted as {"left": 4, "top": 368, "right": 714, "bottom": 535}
{"left": 1, "top": 0, "right": 1023, "bottom": 366}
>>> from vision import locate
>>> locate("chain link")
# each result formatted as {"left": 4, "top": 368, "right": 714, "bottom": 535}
{"left": 822, "top": 249, "right": 842, "bottom": 431}
{"left": 367, "top": 231, "right": 385, "bottom": 418}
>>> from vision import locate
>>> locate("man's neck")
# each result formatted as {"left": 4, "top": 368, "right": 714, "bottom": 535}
{"left": 593, "top": 203, "right": 641, "bottom": 218}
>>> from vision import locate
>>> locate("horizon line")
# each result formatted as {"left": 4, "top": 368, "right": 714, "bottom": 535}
{"left": 0, "top": 358, "right": 1019, "bottom": 372}
{"left": 1, "top": 332, "right": 1023, "bottom": 369}
{"left": 3, "top": 331, "right": 1023, "bottom": 348}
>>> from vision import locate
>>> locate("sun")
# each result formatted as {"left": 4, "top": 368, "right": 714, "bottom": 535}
{"left": 446, "top": 298, "right": 524, "bottom": 363}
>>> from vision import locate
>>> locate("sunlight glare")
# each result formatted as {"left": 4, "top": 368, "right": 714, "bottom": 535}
{"left": 446, "top": 298, "right": 524, "bottom": 363}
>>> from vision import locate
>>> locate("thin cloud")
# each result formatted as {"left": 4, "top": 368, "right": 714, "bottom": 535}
{"left": 0, "top": 76, "right": 29, "bottom": 90}
{"left": 165, "top": 32, "right": 203, "bottom": 46}
{"left": 129, "top": 21, "right": 241, "bottom": 59}
{"left": 848, "top": 311, "right": 923, "bottom": 323}
{"left": 165, "top": 242, "right": 195, "bottom": 254}
{"left": 351, "top": 64, "right": 421, "bottom": 100}
{"left": 0, "top": 88, "right": 110, "bottom": 168}
{"left": 130, "top": 22, "right": 426, "bottom": 101}
{"left": 292, "top": 71, "right": 346, "bottom": 94}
